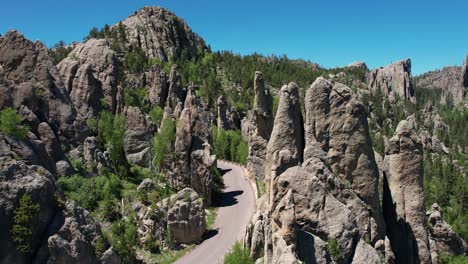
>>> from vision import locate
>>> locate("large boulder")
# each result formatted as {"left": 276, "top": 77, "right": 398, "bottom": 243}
{"left": 124, "top": 106, "right": 155, "bottom": 167}
{"left": 136, "top": 188, "right": 206, "bottom": 246}
{"left": 167, "top": 188, "right": 206, "bottom": 244}
{"left": 304, "top": 77, "right": 384, "bottom": 240}
{"left": 382, "top": 119, "right": 431, "bottom": 263}
{"left": 144, "top": 65, "right": 168, "bottom": 108}
{"left": 368, "top": 59, "right": 415, "bottom": 103}
{"left": 57, "top": 38, "right": 118, "bottom": 118}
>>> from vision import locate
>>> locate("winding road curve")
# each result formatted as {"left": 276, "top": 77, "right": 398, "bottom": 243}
{"left": 175, "top": 160, "right": 256, "bottom": 264}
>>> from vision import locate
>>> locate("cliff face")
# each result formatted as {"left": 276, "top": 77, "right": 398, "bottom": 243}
{"left": 368, "top": 59, "right": 415, "bottom": 103}
{"left": 415, "top": 61, "right": 467, "bottom": 106}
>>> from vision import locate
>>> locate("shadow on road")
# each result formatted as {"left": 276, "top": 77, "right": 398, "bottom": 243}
{"left": 217, "top": 190, "right": 243, "bottom": 207}
{"left": 203, "top": 228, "right": 219, "bottom": 240}
{"left": 217, "top": 167, "right": 232, "bottom": 175}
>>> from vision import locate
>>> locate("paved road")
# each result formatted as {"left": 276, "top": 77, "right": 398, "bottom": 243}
{"left": 175, "top": 160, "right": 256, "bottom": 264}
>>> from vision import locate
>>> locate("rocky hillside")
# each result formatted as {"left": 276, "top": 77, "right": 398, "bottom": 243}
{"left": 1, "top": 5, "right": 467, "bottom": 264}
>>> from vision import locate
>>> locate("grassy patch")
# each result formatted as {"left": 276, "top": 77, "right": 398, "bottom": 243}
{"left": 137, "top": 245, "right": 195, "bottom": 264}
{"left": 206, "top": 207, "right": 219, "bottom": 230}
{"left": 224, "top": 241, "right": 254, "bottom": 264}
{"left": 256, "top": 180, "right": 266, "bottom": 198}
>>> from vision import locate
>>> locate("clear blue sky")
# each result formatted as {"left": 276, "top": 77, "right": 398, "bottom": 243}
{"left": 1, "top": 0, "right": 467, "bottom": 75}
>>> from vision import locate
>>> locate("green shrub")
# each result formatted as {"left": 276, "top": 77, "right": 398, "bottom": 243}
{"left": 107, "top": 218, "right": 137, "bottom": 262}
{"left": 96, "top": 111, "right": 126, "bottom": 164}
{"left": 153, "top": 118, "right": 176, "bottom": 171}
{"left": 11, "top": 194, "right": 39, "bottom": 253}
{"left": 327, "top": 238, "right": 343, "bottom": 262}
{"left": 0, "top": 107, "right": 28, "bottom": 139}
{"left": 149, "top": 106, "right": 164, "bottom": 125}
{"left": 57, "top": 174, "right": 121, "bottom": 212}
{"left": 224, "top": 241, "right": 254, "bottom": 264}
{"left": 439, "top": 254, "right": 468, "bottom": 264}
{"left": 212, "top": 126, "right": 248, "bottom": 164}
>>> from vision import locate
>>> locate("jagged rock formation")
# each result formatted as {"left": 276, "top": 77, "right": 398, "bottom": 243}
{"left": 58, "top": 38, "right": 119, "bottom": 117}
{"left": 0, "top": 30, "right": 80, "bottom": 145}
{"left": 415, "top": 65, "right": 466, "bottom": 105}
{"left": 368, "top": 59, "right": 415, "bottom": 103}
{"left": 245, "top": 71, "right": 274, "bottom": 180}
{"left": 427, "top": 203, "right": 467, "bottom": 258}
{"left": 136, "top": 188, "right": 206, "bottom": 246}
{"left": 123, "top": 106, "right": 155, "bottom": 167}
{"left": 382, "top": 119, "right": 431, "bottom": 263}
{"left": 119, "top": 6, "right": 207, "bottom": 62}
{"left": 174, "top": 86, "right": 214, "bottom": 204}
{"left": 305, "top": 77, "right": 385, "bottom": 239}
{"left": 264, "top": 82, "right": 304, "bottom": 188}
{"left": 166, "top": 64, "right": 186, "bottom": 117}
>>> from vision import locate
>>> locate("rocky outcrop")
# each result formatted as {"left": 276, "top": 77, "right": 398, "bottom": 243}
{"left": 0, "top": 30, "right": 80, "bottom": 145}
{"left": 382, "top": 119, "right": 431, "bottom": 263}
{"left": 119, "top": 6, "right": 207, "bottom": 62}
{"left": 57, "top": 38, "right": 118, "bottom": 118}
{"left": 415, "top": 66, "right": 465, "bottom": 105}
{"left": 38, "top": 201, "right": 117, "bottom": 264}
{"left": 264, "top": 82, "right": 304, "bottom": 190}
{"left": 346, "top": 61, "right": 369, "bottom": 72}
{"left": 136, "top": 188, "right": 205, "bottom": 246}
{"left": 304, "top": 77, "right": 384, "bottom": 240}
{"left": 246, "top": 71, "right": 274, "bottom": 180}
{"left": 368, "top": 59, "right": 415, "bottom": 103}
{"left": 427, "top": 203, "right": 467, "bottom": 257}
{"left": 124, "top": 106, "right": 155, "bottom": 167}
{"left": 174, "top": 86, "right": 214, "bottom": 204}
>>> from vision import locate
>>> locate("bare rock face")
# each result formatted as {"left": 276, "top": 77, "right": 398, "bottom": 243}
{"left": 368, "top": 59, "right": 415, "bottom": 103}
{"left": 0, "top": 30, "right": 79, "bottom": 144}
{"left": 382, "top": 119, "right": 431, "bottom": 263}
{"left": 167, "top": 188, "right": 206, "bottom": 244}
{"left": 264, "top": 82, "right": 304, "bottom": 191}
{"left": 57, "top": 38, "right": 118, "bottom": 118}
{"left": 352, "top": 239, "right": 381, "bottom": 264}
{"left": 304, "top": 77, "right": 384, "bottom": 240}
{"left": 246, "top": 71, "right": 274, "bottom": 180}
{"left": 124, "top": 106, "right": 155, "bottom": 167}
{"left": 143, "top": 65, "right": 168, "bottom": 107}
{"left": 174, "top": 87, "right": 214, "bottom": 204}
{"left": 119, "top": 6, "right": 207, "bottom": 62}
{"left": 415, "top": 66, "right": 465, "bottom": 105}
{"left": 427, "top": 203, "right": 467, "bottom": 257}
